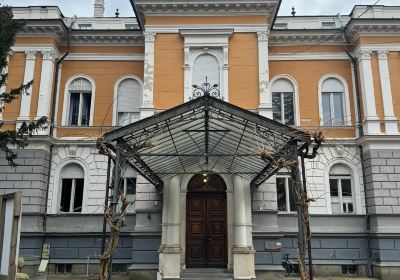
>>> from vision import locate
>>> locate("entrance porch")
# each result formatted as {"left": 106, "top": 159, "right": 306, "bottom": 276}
{"left": 103, "top": 92, "right": 310, "bottom": 279}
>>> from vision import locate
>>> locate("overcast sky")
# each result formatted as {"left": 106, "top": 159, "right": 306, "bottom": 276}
{"left": 1, "top": 0, "right": 400, "bottom": 17}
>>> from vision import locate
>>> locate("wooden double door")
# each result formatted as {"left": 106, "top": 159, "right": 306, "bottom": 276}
{"left": 186, "top": 192, "right": 227, "bottom": 268}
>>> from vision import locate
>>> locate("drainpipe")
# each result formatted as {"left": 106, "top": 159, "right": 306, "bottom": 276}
{"left": 43, "top": 17, "right": 75, "bottom": 232}
{"left": 342, "top": 31, "right": 373, "bottom": 279}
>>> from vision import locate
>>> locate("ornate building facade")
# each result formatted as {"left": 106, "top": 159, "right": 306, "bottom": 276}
{"left": 2, "top": 1, "right": 400, "bottom": 279}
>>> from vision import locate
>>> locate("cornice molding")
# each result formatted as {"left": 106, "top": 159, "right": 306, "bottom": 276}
{"left": 346, "top": 19, "right": 400, "bottom": 43}
{"left": 353, "top": 44, "right": 400, "bottom": 54}
{"left": 269, "top": 30, "right": 343, "bottom": 45}
{"left": 64, "top": 53, "right": 144, "bottom": 61}
{"left": 145, "top": 24, "right": 269, "bottom": 34}
{"left": 269, "top": 52, "right": 349, "bottom": 61}
{"left": 135, "top": 0, "right": 279, "bottom": 18}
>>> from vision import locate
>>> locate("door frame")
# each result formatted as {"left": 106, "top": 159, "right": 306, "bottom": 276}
{"left": 180, "top": 173, "right": 234, "bottom": 270}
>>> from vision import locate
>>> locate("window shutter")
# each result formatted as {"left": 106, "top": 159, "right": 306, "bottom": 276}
{"left": 117, "top": 79, "right": 141, "bottom": 113}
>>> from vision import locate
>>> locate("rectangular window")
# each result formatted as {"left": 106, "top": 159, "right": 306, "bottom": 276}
{"left": 274, "top": 23, "right": 288, "bottom": 29}
{"left": 69, "top": 92, "right": 91, "bottom": 126}
{"left": 272, "top": 92, "right": 294, "bottom": 125}
{"left": 123, "top": 177, "right": 136, "bottom": 213}
{"left": 329, "top": 176, "right": 353, "bottom": 214}
{"left": 56, "top": 263, "right": 72, "bottom": 274}
{"left": 60, "top": 178, "right": 84, "bottom": 212}
{"left": 322, "top": 92, "right": 344, "bottom": 126}
{"left": 321, "top": 22, "right": 336, "bottom": 29}
{"left": 276, "top": 176, "right": 296, "bottom": 212}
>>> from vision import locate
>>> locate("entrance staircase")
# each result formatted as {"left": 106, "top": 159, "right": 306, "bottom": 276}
{"left": 181, "top": 268, "right": 233, "bottom": 280}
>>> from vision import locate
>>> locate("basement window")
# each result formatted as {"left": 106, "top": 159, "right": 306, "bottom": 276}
{"left": 56, "top": 264, "right": 72, "bottom": 274}
{"left": 274, "top": 23, "right": 288, "bottom": 29}
{"left": 342, "top": 265, "right": 357, "bottom": 275}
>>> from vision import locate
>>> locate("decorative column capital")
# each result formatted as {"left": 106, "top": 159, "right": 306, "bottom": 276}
{"left": 144, "top": 31, "right": 156, "bottom": 43}
{"left": 41, "top": 50, "right": 57, "bottom": 62}
{"left": 377, "top": 50, "right": 389, "bottom": 60}
{"left": 257, "top": 31, "right": 269, "bottom": 42}
{"left": 356, "top": 50, "right": 371, "bottom": 61}
{"left": 25, "top": 50, "right": 37, "bottom": 60}
{"left": 7, "top": 50, "right": 15, "bottom": 57}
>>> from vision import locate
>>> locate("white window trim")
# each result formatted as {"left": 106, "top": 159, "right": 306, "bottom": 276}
{"left": 50, "top": 159, "right": 90, "bottom": 214}
{"left": 318, "top": 74, "right": 352, "bottom": 126}
{"left": 61, "top": 75, "right": 96, "bottom": 126}
{"left": 276, "top": 175, "right": 296, "bottom": 213}
{"left": 324, "top": 160, "right": 363, "bottom": 215}
{"left": 112, "top": 75, "right": 144, "bottom": 126}
{"left": 329, "top": 175, "right": 354, "bottom": 214}
{"left": 269, "top": 75, "right": 300, "bottom": 126}
{"left": 180, "top": 29, "right": 232, "bottom": 102}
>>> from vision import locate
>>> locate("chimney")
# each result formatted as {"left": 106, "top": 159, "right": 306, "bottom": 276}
{"left": 94, "top": 0, "right": 105, "bottom": 17}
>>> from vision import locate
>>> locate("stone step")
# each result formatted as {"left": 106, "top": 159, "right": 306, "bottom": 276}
{"left": 181, "top": 268, "right": 233, "bottom": 280}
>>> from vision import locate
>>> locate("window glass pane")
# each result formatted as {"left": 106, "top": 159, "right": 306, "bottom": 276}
{"left": 332, "top": 92, "right": 344, "bottom": 125}
{"left": 341, "top": 179, "right": 352, "bottom": 196}
{"left": 283, "top": 92, "right": 294, "bottom": 125}
{"left": 347, "top": 203, "right": 353, "bottom": 213}
{"left": 322, "top": 92, "right": 332, "bottom": 126}
{"left": 330, "top": 179, "right": 339, "bottom": 196}
{"left": 272, "top": 92, "right": 282, "bottom": 123}
{"left": 276, "top": 177, "right": 287, "bottom": 211}
{"left": 81, "top": 93, "right": 91, "bottom": 126}
{"left": 60, "top": 179, "right": 72, "bottom": 212}
{"left": 69, "top": 92, "right": 80, "bottom": 126}
{"left": 288, "top": 180, "right": 297, "bottom": 211}
{"left": 193, "top": 55, "right": 220, "bottom": 88}
{"left": 73, "top": 179, "right": 84, "bottom": 212}
{"left": 126, "top": 178, "right": 136, "bottom": 195}
{"left": 118, "top": 112, "right": 140, "bottom": 126}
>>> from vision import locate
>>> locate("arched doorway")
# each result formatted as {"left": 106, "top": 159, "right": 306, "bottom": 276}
{"left": 186, "top": 174, "right": 227, "bottom": 268}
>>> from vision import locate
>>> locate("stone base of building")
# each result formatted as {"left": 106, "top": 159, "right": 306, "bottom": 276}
{"left": 373, "top": 265, "right": 400, "bottom": 280}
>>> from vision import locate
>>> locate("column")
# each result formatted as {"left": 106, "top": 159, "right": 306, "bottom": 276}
{"left": 233, "top": 175, "right": 255, "bottom": 280}
{"left": 17, "top": 51, "right": 36, "bottom": 123}
{"left": 357, "top": 50, "right": 381, "bottom": 135}
{"left": 35, "top": 50, "right": 57, "bottom": 134}
{"left": 158, "top": 180, "right": 169, "bottom": 279}
{"left": 222, "top": 45, "right": 229, "bottom": 101}
{"left": 377, "top": 50, "right": 398, "bottom": 134}
{"left": 163, "top": 176, "right": 181, "bottom": 279}
{"left": 141, "top": 31, "right": 155, "bottom": 119}
{"left": 257, "top": 30, "right": 272, "bottom": 118}
{"left": 0, "top": 50, "right": 14, "bottom": 121}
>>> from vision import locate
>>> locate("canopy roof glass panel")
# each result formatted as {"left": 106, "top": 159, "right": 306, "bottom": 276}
{"left": 104, "top": 94, "right": 310, "bottom": 188}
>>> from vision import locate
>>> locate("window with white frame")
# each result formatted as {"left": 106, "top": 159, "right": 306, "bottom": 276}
{"left": 329, "top": 164, "right": 354, "bottom": 214}
{"left": 193, "top": 54, "right": 220, "bottom": 88}
{"left": 116, "top": 78, "right": 141, "bottom": 126}
{"left": 59, "top": 163, "right": 84, "bottom": 213}
{"left": 276, "top": 175, "right": 297, "bottom": 212}
{"left": 121, "top": 166, "right": 137, "bottom": 213}
{"left": 67, "top": 77, "right": 92, "bottom": 126}
{"left": 272, "top": 78, "right": 295, "bottom": 125}
{"left": 321, "top": 78, "right": 346, "bottom": 126}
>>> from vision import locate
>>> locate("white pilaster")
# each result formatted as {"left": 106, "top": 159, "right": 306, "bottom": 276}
{"left": 377, "top": 50, "right": 398, "bottom": 134}
{"left": 36, "top": 50, "right": 57, "bottom": 126}
{"left": 257, "top": 31, "right": 271, "bottom": 118}
{"left": 0, "top": 51, "right": 14, "bottom": 121}
{"left": 183, "top": 45, "right": 191, "bottom": 102}
{"left": 222, "top": 45, "right": 229, "bottom": 102}
{"left": 17, "top": 51, "right": 37, "bottom": 123}
{"left": 141, "top": 31, "right": 155, "bottom": 119}
{"left": 233, "top": 175, "right": 255, "bottom": 280}
{"left": 158, "top": 179, "right": 170, "bottom": 278}
{"left": 163, "top": 176, "right": 181, "bottom": 279}
{"left": 357, "top": 50, "right": 381, "bottom": 135}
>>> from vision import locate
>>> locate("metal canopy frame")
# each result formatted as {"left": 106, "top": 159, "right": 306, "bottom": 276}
{"left": 104, "top": 94, "right": 310, "bottom": 188}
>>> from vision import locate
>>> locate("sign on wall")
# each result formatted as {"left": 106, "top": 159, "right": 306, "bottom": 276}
{"left": 0, "top": 192, "right": 22, "bottom": 279}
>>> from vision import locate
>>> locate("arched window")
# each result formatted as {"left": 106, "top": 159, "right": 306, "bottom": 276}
{"left": 67, "top": 77, "right": 93, "bottom": 126}
{"left": 59, "top": 163, "right": 84, "bottom": 213}
{"left": 321, "top": 77, "right": 346, "bottom": 126}
{"left": 271, "top": 78, "right": 295, "bottom": 125}
{"left": 116, "top": 78, "right": 142, "bottom": 126}
{"left": 329, "top": 164, "right": 353, "bottom": 214}
{"left": 193, "top": 54, "right": 220, "bottom": 88}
